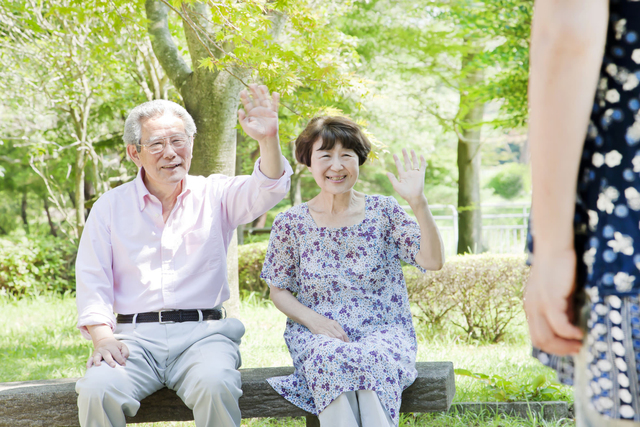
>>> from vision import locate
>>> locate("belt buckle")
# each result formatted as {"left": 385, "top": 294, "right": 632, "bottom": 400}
{"left": 158, "top": 310, "right": 175, "bottom": 324}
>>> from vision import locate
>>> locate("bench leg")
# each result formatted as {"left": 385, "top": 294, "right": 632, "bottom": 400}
{"left": 306, "top": 414, "right": 320, "bottom": 427}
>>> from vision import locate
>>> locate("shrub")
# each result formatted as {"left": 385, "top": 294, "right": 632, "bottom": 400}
{"left": 0, "top": 236, "right": 77, "bottom": 296}
{"left": 405, "top": 254, "right": 529, "bottom": 343}
{"left": 238, "top": 241, "right": 270, "bottom": 298}
{"left": 486, "top": 163, "right": 529, "bottom": 200}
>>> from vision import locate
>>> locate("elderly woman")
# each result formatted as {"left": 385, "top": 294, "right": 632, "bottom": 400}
{"left": 260, "top": 116, "right": 445, "bottom": 427}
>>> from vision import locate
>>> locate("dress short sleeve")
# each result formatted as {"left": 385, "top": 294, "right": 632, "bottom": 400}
{"left": 384, "top": 196, "right": 425, "bottom": 272}
{"left": 260, "top": 212, "right": 300, "bottom": 293}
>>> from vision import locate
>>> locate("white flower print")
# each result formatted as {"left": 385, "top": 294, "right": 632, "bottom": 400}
{"left": 624, "top": 73, "right": 640, "bottom": 91}
{"left": 605, "top": 150, "right": 623, "bottom": 167}
{"left": 627, "top": 120, "right": 640, "bottom": 145}
{"left": 633, "top": 153, "right": 640, "bottom": 172}
{"left": 626, "top": 187, "right": 640, "bottom": 210}
{"left": 608, "top": 232, "right": 634, "bottom": 255}
{"left": 593, "top": 153, "right": 605, "bottom": 168}
{"left": 606, "top": 63, "right": 618, "bottom": 76}
{"left": 584, "top": 247, "right": 597, "bottom": 274}
{"left": 606, "top": 89, "right": 621, "bottom": 103}
{"left": 613, "top": 272, "right": 635, "bottom": 293}
{"left": 588, "top": 210, "right": 599, "bottom": 230}
{"left": 597, "top": 187, "right": 620, "bottom": 213}
{"left": 615, "top": 19, "right": 627, "bottom": 40}
{"left": 586, "top": 286, "right": 600, "bottom": 302}
{"left": 633, "top": 49, "right": 640, "bottom": 63}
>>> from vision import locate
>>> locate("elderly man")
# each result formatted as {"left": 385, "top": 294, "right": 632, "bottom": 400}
{"left": 74, "top": 85, "right": 292, "bottom": 427}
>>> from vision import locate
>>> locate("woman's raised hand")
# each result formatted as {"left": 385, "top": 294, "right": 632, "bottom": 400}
{"left": 387, "top": 148, "right": 427, "bottom": 205}
{"left": 238, "top": 84, "right": 280, "bottom": 144}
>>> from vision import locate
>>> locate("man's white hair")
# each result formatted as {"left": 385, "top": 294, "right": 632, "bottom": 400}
{"left": 123, "top": 100, "right": 196, "bottom": 150}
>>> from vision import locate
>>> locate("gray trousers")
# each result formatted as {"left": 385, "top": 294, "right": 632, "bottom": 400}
{"left": 75, "top": 318, "right": 245, "bottom": 427}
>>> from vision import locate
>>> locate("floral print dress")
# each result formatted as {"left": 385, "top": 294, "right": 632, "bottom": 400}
{"left": 260, "top": 195, "right": 423, "bottom": 424}
{"left": 528, "top": 1, "right": 640, "bottom": 420}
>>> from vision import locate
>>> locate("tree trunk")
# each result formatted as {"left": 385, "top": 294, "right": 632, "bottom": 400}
{"left": 74, "top": 149, "right": 86, "bottom": 238}
{"left": 43, "top": 196, "right": 58, "bottom": 237}
{"left": 457, "top": 53, "right": 484, "bottom": 254}
{"left": 146, "top": 0, "right": 248, "bottom": 317}
{"left": 20, "top": 190, "right": 28, "bottom": 234}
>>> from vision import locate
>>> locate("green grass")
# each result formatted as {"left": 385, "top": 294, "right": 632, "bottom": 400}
{"left": 0, "top": 294, "right": 574, "bottom": 426}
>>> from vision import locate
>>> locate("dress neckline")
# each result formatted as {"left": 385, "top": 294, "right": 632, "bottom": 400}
{"left": 303, "top": 195, "right": 370, "bottom": 231}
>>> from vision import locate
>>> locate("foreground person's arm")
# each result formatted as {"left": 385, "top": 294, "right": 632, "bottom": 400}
{"left": 525, "top": 0, "right": 608, "bottom": 355}
{"left": 269, "top": 286, "right": 349, "bottom": 342}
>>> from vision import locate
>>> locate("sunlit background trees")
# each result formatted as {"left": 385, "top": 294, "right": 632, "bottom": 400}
{"left": 0, "top": 0, "right": 533, "bottom": 298}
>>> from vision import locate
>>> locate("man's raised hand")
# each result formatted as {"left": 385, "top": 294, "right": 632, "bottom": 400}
{"left": 238, "top": 84, "right": 280, "bottom": 144}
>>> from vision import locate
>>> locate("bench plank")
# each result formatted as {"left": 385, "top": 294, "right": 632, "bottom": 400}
{"left": 0, "top": 362, "right": 454, "bottom": 427}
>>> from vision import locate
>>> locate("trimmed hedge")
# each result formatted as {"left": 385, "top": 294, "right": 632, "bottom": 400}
{"left": 405, "top": 254, "right": 529, "bottom": 343}
{"left": 238, "top": 241, "right": 270, "bottom": 298}
{"left": 1, "top": 238, "right": 530, "bottom": 343}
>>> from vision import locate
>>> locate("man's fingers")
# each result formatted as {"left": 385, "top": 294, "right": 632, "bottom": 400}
{"left": 239, "top": 89, "right": 253, "bottom": 111}
{"left": 248, "top": 84, "right": 262, "bottom": 107}
{"left": 258, "top": 85, "right": 271, "bottom": 107}
{"left": 89, "top": 353, "right": 103, "bottom": 368}
{"left": 112, "top": 349, "right": 126, "bottom": 366}
{"left": 121, "top": 343, "right": 130, "bottom": 360}
{"left": 271, "top": 92, "right": 280, "bottom": 113}
{"left": 101, "top": 351, "right": 117, "bottom": 368}
{"left": 420, "top": 155, "right": 426, "bottom": 170}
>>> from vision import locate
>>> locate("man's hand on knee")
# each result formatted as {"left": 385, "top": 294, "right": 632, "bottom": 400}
{"left": 89, "top": 337, "right": 130, "bottom": 368}
{"left": 86, "top": 324, "right": 130, "bottom": 368}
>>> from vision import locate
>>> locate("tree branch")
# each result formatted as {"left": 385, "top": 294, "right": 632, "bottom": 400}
{"left": 145, "top": 0, "right": 192, "bottom": 90}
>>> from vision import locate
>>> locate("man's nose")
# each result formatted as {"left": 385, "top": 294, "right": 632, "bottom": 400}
{"left": 162, "top": 142, "right": 178, "bottom": 158}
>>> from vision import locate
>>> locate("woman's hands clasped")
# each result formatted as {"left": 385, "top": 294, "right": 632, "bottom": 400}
{"left": 238, "top": 84, "right": 280, "bottom": 144}
{"left": 387, "top": 148, "right": 427, "bottom": 206}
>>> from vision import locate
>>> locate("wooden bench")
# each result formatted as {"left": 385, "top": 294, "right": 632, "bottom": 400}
{"left": 0, "top": 362, "right": 455, "bottom": 427}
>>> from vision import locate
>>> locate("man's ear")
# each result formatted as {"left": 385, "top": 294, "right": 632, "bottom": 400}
{"left": 126, "top": 144, "right": 142, "bottom": 167}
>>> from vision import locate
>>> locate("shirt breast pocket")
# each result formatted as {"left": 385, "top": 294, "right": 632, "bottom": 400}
{"left": 183, "top": 228, "right": 217, "bottom": 271}
{"left": 185, "top": 228, "right": 211, "bottom": 254}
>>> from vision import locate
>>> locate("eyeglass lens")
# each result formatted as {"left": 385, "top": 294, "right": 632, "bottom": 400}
{"left": 143, "top": 134, "right": 189, "bottom": 154}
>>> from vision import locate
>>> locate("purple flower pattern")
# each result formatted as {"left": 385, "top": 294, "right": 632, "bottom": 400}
{"left": 261, "top": 195, "right": 424, "bottom": 425}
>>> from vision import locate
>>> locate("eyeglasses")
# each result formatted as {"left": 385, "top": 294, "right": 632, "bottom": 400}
{"left": 139, "top": 134, "right": 191, "bottom": 155}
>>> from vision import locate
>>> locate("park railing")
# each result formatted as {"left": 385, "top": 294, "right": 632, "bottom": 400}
{"left": 243, "top": 202, "right": 531, "bottom": 257}
{"left": 418, "top": 203, "right": 530, "bottom": 257}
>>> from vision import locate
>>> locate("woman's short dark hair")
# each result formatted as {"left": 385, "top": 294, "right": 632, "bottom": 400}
{"left": 295, "top": 116, "right": 372, "bottom": 166}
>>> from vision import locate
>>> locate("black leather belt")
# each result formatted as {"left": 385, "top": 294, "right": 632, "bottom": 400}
{"left": 117, "top": 309, "right": 224, "bottom": 324}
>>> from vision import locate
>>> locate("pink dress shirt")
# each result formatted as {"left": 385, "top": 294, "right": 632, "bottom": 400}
{"left": 76, "top": 157, "right": 292, "bottom": 339}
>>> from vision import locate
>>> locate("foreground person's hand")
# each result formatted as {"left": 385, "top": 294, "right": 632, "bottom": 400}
{"left": 524, "top": 248, "right": 584, "bottom": 356}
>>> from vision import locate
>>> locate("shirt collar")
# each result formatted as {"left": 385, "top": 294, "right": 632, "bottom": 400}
{"left": 134, "top": 167, "right": 191, "bottom": 211}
